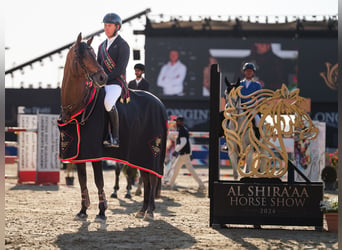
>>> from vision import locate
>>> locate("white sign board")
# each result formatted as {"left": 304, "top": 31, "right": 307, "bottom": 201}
{"left": 37, "top": 114, "right": 60, "bottom": 172}
{"left": 18, "top": 114, "right": 37, "bottom": 171}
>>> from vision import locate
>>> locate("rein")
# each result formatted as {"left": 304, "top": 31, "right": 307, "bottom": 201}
{"left": 79, "top": 85, "right": 99, "bottom": 125}
{"left": 74, "top": 47, "right": 103, "bottom": 87}
{"left": 61, "top": 83, "right": 99, "bottom": 124}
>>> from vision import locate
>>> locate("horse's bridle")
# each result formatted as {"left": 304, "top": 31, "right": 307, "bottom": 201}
{"left": 74, "top": 46, "right": 103, "bottom": 88}
{"left": 61, "top": 45, "right": 102, "bottom": 123}
{"left": 226, "top": 88, "right": 242, "bottom": 114}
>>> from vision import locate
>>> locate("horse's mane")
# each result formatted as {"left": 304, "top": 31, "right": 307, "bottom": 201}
{"left": 76, "top": 42, "right": 88, "bottom": 57}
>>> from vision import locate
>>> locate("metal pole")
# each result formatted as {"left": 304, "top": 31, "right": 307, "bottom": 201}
{"left": 209, "top": 63, "right": 221, "bottom": 226}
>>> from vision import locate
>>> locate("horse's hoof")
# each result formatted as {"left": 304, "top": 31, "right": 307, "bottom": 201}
{"left": 110, "top": 192, "right": 117, "bottom": 198}
{"left": 103, "top": 141, "right": 119, "bottom": 148}
{"left": 75, "top": 212, "right": 88, "bottom": 221}
{"left": 95, "top": 214, "right": 107, "bottom": 223}
{"left": 135, "top": 211, "right": 145, "bottom": 219}
{"left": 198, "top": 185, "right": 206, "bottom": 193}
{"left": 143, "top": 212, "right": 154, "bottom": 221}
{"left": 125, "top": 193, "right": 131, "bottom": 199}
{"left": 135, "top": 189, "right": 142, "bottom": 196}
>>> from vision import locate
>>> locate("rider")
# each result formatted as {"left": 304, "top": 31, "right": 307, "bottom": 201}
{"left": 97, "top": 13, "right": 130, "bottom": 148}
{"left": 239, "top": 62, "right": 262, "bottom": 138}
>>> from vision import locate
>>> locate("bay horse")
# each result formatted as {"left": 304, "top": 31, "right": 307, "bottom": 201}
{"left": 58, "top": 33, "right": 167, "bottom": 221}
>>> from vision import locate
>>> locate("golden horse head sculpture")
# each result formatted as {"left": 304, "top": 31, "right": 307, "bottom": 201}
{"left": 223, "top": 84, "right": 318, "bottom": 178}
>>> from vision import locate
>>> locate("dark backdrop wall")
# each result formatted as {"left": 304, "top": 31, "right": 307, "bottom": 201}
{"left": 144, "top": 28, "right": 337, "bottom": 148}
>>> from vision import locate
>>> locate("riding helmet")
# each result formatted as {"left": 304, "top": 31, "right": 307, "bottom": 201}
{"left": 242, "top": 62, "right": 256, "bottom": 72}
{"left": 103, "top": 13, "right": 122, "bottom": 29}
{"left": 134, "top": 63, "right": 145, "bottom": 71}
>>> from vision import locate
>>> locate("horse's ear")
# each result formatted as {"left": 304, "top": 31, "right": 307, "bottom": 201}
{"left": 87, "top": 36, "right": 94, "bottom": 46}
{"left": 76, "top": 33, "right": 82, "bottom": 45}
{"left": 236, "top": 78, "right": 241, "bottom": 87}
{"left": 224, "top": 77, "right": 231, "bottom": 87}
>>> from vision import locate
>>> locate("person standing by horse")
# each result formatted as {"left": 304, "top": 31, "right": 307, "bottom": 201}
{"left": 128, "top": 63, "right": 150, "bottom": 91}
{"left": 166, "top": 116, "right": 205, "bottom": 192}
{"left": 239, "top": 62, "right": 262, "bottom": 138}
{"left": 97, "top": 13, "right": 130, "bottom": 148}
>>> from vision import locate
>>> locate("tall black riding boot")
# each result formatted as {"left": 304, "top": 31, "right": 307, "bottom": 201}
{"left": 104, "top": 106, "right": 120, "bottom": 148}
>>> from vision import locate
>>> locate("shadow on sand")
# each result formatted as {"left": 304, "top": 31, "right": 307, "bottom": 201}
{"left": 55, "top": 219, "right": 196, "bottom": 249}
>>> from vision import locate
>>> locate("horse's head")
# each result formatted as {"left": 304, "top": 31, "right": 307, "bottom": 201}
{"left": 61, "top": 33, "right": 108, "bottom": 122}
{"left": 69, "top": 33, "right": 107, "bottom": 87}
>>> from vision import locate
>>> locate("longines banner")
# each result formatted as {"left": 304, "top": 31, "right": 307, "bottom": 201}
{"left": 212, "top": 181, "right": 323, "bottom": 226}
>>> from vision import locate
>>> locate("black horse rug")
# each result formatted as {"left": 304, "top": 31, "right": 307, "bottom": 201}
{"left": 58, "top": 87, "right": 168, "bottom": 177}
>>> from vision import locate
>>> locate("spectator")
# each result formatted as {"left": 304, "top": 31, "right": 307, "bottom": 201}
{"left": 128, "top": 63, "right": 150, "bottom": 91}
{"left": 166, "top": 116, "right": 205, "bottom": 192}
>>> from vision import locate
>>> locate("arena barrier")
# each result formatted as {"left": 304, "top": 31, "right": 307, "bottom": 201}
{"left": 168, "top": 131, "right": 232, "bottom": 166}
{"left": 5, "top": 113, "right": 60, "bottom": 184}
{"left": 5, "top": 141, "right": 19, "bottom": 164}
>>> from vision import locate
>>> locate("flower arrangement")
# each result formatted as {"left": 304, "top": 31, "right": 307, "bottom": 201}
{"left": 328, "top": 149, "right": 338, "bottom": 169}
{"left": 320, "top": 197, "right": 338, "bottom": 213}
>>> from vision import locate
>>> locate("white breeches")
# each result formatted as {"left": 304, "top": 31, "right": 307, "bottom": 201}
{"left": 104, "top": 85, "right": 122, "bottom": 111}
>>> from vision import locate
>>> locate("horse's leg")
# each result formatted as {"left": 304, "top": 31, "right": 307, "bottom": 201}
{"left": 136, "top": 171, "right": 158, "bottom": 220}
{"left": 110, "top": 162, "right": 121, "bottom": 198}
{"left": 135, "top": 171, "right": 157, "bottom": 221}
{"left": 245, "top": 149, "right": 254, "bottom": 174}
{"left": 228, "top": 146, "right": 239, "bottom": 180}
{"left": 125, "top": 166, "right": 134, "bottom": 199}
{"left": 143, "top": 173, "right": 158, "bottom": 221}
{"left": 135, "top": 170, "right": 149, "bottom": 218}
{"left": 75, "top": 162, "right": 90, "bottom": 220}
{"left": 244, "top": 134, "right": 254, "bottom": 174}
{"left": 258, "top": 139, "right": 268, "bottom": 174}
{"left": 92, "top": 161, "right": 107, "bottom": 222}
{"left": 135, "top": 177, "right": 143, "bottom": 196}
{"left": 155, "top": 178, "right": 161, "bottom": 199}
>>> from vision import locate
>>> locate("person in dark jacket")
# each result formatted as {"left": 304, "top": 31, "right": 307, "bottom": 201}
{"left": 166, "top": 116, "right": 205, "bottom": 192}
{"left": 128, "top": 63, "right": 150, "bottom": 91}
{"left": 97, "top": 13, "right": 130, "bottom": 148}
